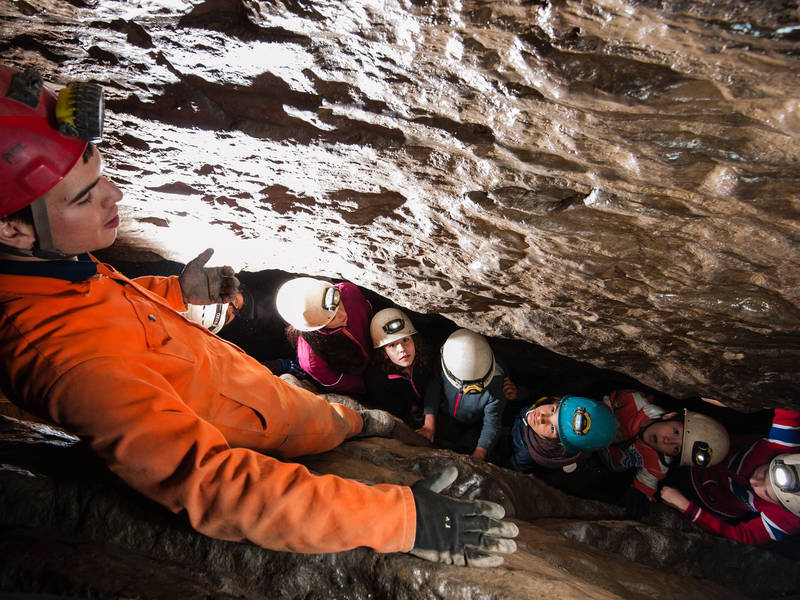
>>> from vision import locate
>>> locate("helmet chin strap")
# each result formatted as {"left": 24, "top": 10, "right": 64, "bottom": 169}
{"left": 0, "top": 197, "right": 76, "bottom": 260}
{"left": 29, "top": 196, "right": 76, "bottom": 259}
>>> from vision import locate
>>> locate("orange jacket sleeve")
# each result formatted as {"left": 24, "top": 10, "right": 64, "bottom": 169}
{"left": 47, "top": 357, "right": 416, "bottom": 554}
{"left": 130, "top": 274, "right": 187, "bottom": 312}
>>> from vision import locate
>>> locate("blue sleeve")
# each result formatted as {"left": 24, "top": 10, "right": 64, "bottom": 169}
{"left": 477, "top": 391, "right": 506, "bottom": 451}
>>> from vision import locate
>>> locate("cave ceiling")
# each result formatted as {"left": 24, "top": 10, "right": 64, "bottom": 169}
{"left": 1, "top": 0, "right": 799, "bottom": 410}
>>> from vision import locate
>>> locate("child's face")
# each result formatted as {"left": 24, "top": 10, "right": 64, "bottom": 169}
{"left": 749, "top": 463, "right": 780, "bottom": 505}
{"left": 643, "top": 420, "right": 684, "bottom": 457}
{"left": 384, "top": 336, "right": 415, "bottom": 368}
{"left": 525, "top": 402, "right": 559, "bottom": 439}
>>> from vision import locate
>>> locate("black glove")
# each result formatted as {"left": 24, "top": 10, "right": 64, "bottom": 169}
{"left": 410, "top": 466, "right": 518, "bottom": 567}
{"left": 179, "top": 248, "right": 239, "bottom": 304}
{"left": 622, "top": 487, "right": 650, "bottom": 520}
{"left": 264, "top": 358, "right": 309, "bottom": 379}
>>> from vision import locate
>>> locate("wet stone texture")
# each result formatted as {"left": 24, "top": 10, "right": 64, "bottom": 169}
{"left": 1, "top": 0, "right": 798, "bottom": 409}
{"left": 2, "top": 415, "right": 795, "bottom": 600}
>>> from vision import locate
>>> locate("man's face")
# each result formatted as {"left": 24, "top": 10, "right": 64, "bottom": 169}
{"left": 749, "top": 463, "right": 781, "bottom": 505}
{"left": 40, "top": 147, "right": 122, "bottom": 255}
{"left": 643, "top": 419, "right": 684, "bottom": 457}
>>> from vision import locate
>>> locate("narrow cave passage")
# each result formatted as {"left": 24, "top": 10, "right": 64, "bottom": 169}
{"left": 92, "top": 245, "right": 776, "bottom": 502}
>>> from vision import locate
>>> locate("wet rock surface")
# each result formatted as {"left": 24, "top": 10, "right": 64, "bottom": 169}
{"left": 1, "top": 0, "right": 798, "bottom": 409}
{"left": 2, "top": 415, "right": 793, "bottom": 600}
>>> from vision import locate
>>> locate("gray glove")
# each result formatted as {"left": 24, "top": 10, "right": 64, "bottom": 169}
{"left": 179, "top": 248, "right": 240, "bottom": 305}
{"left": 409, "top": 466, "right": 518, "bottom": 567}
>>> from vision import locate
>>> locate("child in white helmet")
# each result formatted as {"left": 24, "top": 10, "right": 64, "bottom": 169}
{"left": 275, "top": 277, "right": 372, "bottom": 395}
{"left": 660, "top": 408, "right": 800, "bottom": 546}
{"left": 364, "top": 308, "right": 435, "bottom": 428}
{"left": 420, "top": 329, "right": 518, "bottom": 461}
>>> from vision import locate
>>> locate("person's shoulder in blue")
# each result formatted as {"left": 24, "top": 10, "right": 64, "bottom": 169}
{"left": 364, "top": 308, "right": 435, "bottom": 427}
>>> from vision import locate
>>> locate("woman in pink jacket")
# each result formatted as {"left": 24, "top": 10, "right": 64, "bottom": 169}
{"left": 276, "top": 277, "right": 372, "bottom": 395}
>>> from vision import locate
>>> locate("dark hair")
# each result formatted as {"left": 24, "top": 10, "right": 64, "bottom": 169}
{"left": 1, "top": 143, "right": 95, "bottom": 227}
{"left": 286, "top": 325, "right": 366, "bottom": 373}
{"left": 1, "top": 203, "right": 33, "bottom": 226}
{"left": 373, "top": 332, "right": 433, "bottom": 376}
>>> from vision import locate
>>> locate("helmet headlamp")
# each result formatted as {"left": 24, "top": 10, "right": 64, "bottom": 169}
{"left": 382, "top": 317, "right": 405, "bottom": 335}
{"left": 690, "top": 441, "right": 713, "bottom": 468}
{"left": 771, "top": 459, "right": 800, "bottom": 493}
{"left": 321, "top": 286, "right": 341, "bottom": 312}
{"left": 55, "top": 80, "right": 104, "bottom": 143}
{"left": 570, "top": 407, "right": 592, "bottom": 436}
{"left": 556, "top": 396, "right": 618, "bottom": 454}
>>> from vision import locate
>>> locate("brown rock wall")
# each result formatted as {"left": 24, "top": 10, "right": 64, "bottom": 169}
{"left": 2, "top": 0, "right": 797, "bottom": 408}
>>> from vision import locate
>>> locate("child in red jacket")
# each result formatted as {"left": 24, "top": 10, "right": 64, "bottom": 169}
{"left": 661, "top": 408, "right": 800, "bottom": 546}
{"left": 600, "top": 390, "right": 730, "bottom": 518}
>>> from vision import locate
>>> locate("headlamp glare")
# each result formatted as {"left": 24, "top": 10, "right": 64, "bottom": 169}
{"left": 322, "top": 286, "right": 341, "bottom": 312}
{"left": 772, "top": 460, "right": 800, "bottom": 493}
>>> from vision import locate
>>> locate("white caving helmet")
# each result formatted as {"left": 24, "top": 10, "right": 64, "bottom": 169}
{"left": 768, "top": 453, "right": 800, "bottom": 517}
{"left": 370, "top": 308, "right": 417, "bottom": 349}
{"left": 440, "top": 329, "right": 495, "bottom": 394}
{"left": 680, "top": 410, "right": 730, "bottom": 468}
{"left": 275, "top": 277, "right": 341, "bottom": 332}
{"left": 183, "top": 302, "right": 229, "bottom": 334}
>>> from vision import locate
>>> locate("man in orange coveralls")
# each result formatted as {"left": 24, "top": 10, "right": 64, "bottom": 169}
{"left": 0, "top": 65, "right": 517, "bottom": 567}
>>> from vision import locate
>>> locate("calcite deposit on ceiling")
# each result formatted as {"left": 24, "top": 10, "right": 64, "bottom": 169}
{"left": 1, "top": 0, "right": 798, "bottom": 409}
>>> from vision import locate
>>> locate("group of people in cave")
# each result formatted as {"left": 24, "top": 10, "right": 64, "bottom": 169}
{"left": 0, "top": 62, "right": 797, "bottom": 576}
{"left": 189, "top": 272, "right": 800, "bottom": 550}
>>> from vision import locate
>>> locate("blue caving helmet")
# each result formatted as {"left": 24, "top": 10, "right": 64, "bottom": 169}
{"left": 557, "top": 396, "right": 618, "bottom": 454}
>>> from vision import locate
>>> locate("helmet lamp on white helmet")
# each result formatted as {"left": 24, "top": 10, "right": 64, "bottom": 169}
{"left": 440, "top": 329, "right": 495, "bottom": 394}
{"left": 370, "top": 308, "right": 417, "bottom": 348}
{"left": 275, "top": 277, "right": 341, "bottom": 332}
{"left": 680, "top": 410, "right": 730, "bottom": 468}
{"left": 769, "top": 453, "right": 800, "bottom": 517}
{"left": 183, "top": 302, "right": 229, "bottom": 334}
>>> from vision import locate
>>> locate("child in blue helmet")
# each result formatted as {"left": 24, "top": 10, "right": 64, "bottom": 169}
{"left": 510, "top": 395, "right": 618, "bottom": 473}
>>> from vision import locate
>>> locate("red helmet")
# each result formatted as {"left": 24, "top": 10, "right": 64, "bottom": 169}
{"left": 0, "top": 65, "right": 87, "bottom": 218}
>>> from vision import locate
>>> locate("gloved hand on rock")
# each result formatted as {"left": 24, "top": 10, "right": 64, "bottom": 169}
{"left": 179, "top": 248, "right": 240, "bottom": 305}
{"left": 409, "top": 466, "right": 518, "bottom": 567}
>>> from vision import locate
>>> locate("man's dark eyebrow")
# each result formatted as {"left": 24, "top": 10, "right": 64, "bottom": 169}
{"left": 68, "top": 177, "right": 101, "bottom": 205}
